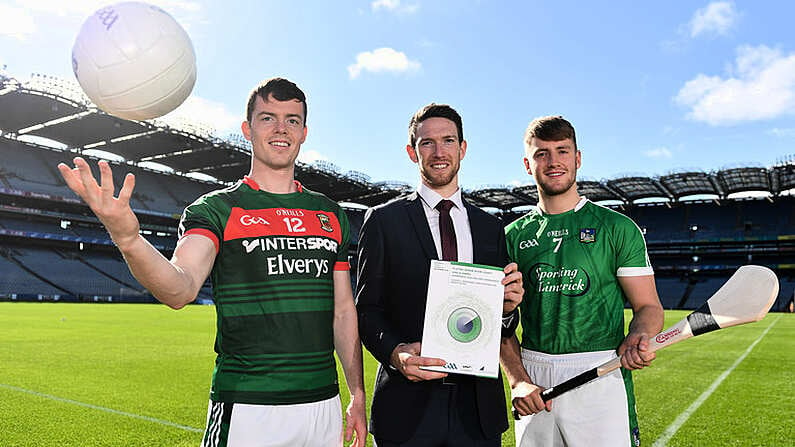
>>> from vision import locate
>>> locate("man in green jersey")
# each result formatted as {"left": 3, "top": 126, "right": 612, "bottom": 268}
{"left": 58, "top": 78, "right": 367, "bottom": 447}
{"left": 500, "top": 116, "right": 664, "bottom": 447}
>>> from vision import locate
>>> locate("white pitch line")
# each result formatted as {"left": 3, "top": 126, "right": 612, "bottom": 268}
{"left": 0, "top": 383, "right": 203, "bottom": 433}
{"left": 652, "top": 316, "right": 780, "bottom": 447}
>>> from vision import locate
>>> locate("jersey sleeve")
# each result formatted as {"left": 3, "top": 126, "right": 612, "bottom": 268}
{"left": 613, "top": 215, "right": 653, "bottom": 277}
{"left": 334, "top": 205, "right": 351, "bottom": 271}
{"left": 178, "top": 196, "right": 223, "bottom": 253}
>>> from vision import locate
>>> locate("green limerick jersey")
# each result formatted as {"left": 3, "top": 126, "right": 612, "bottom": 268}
{"left": 178, "top": 177, "right": 351, "bottom": 405}
{"left": 505, "top": 198, "right": 652, "bottom": 354}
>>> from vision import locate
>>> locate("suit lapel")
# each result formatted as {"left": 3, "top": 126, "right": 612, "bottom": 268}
{"left": 405, "top": 192, "right": 439, "bottom": 260}
{"left": 465, "top": 200, "right": 485, "bottom": 263}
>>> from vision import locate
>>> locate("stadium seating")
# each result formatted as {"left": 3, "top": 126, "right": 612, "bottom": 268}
{"left": 12, "top": 247, "right": 123, "bottom": 298}
{"left": 0, "top": 215, "right": 65, "bottom": 234}
{"left": 681, "top": 277, "right": 728, "bottom": 309}
{"left": 345, "top": 207, "right": 366, "bottom": 245}
{"left": 653, "top": 277, "right": 689, "bottom": 309}
{"left": 77, "top": 251, "right": 154, "bottom": 301}
{"left": 1, "top": 78, "right": 792, "bottom": 308}
{"left": 0, "top": 140, "right": 73, "bottom": 197}
{"left": 2, "top": 132, "right": 793, "bottom": 307}
{"left": 775, "top": 278, "right": 795, "bottom": 311}
{"left": 0, "top": 249, "right": 64, "bottom": 297}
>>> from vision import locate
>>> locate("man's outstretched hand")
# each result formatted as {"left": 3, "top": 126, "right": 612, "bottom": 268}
{"left": 58, "top": 157, "right": 140, "bottom": 250}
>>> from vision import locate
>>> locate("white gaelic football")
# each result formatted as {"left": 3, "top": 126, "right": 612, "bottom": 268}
{"left": 71, "top": 2, "right": 196, "bottom": 121}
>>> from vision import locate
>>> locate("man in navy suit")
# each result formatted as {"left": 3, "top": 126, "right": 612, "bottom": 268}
{"left": 356, "top": 103, "right": 523, "bottom": 446}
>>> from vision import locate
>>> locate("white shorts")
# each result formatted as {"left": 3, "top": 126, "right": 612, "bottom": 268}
{"left": 515, "top": 349, "right": 637, "bottom": 447}
{"left": 201, "top": 395, "right": 343, "bottom": 447}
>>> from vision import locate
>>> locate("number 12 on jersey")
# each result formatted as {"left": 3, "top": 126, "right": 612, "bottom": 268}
{"left": 283, "top": 217, "right": 305, "bottom": 233}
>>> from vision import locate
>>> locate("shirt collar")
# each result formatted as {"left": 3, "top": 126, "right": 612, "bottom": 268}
{"left": 574, "top": 196, "right": 588, "bottom": 211}
{"left": 536, "top": 196, "right": 589, "bottom": 215}
{"left": 242, "top": 176, "right": 303, "bottom": 193}
{"left": 417, "top": 182, "right": 464, "bottom": 211}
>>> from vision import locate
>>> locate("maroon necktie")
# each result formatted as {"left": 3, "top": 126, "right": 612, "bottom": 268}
{"left": 436, "top": 199, "right": 458, "bottom": 261}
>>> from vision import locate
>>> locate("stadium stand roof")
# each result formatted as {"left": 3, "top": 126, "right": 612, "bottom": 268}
{"left": 0, "top": 73, "right": 409, "bottom": 207}
{"left": 2, "top": 72, "right": 794, "bottom": 210}
{"left": 577, "top": 180, "right": 624, "bottom": 202}
{"left": 607, "top": 176, "right": 672, "bottom": 202}
{"left": 466, "top": 185, "right": 528, "bottom": 209}
{"left": 510, "top": 185, "right": 539, "bottom": 206}
{"left": 659, "top": 171, "right": 723, "bottom": 199}
{"left": 715, "top": 167, "right": 772, "bottom": 195}
{"left": 773, "top": 161, "right": 795, "bottom": 192}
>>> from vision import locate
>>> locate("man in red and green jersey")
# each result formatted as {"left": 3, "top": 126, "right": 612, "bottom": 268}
{"left": 180, "top": 175, "right": 351, "bottom": 404}
{"left": 58, "top": 78, "right": 366, "bottom": 447}
{"left": 500, "top": 116, "right": 664, "bottom": 447}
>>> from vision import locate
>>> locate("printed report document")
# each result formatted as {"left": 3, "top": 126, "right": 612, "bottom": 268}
{"left": 420, "top": 260, "right": 504, "bottom": 378}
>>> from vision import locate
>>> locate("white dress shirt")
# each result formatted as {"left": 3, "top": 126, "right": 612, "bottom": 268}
{"left": 416, "top": 183, "right": 473, "bottom": 263}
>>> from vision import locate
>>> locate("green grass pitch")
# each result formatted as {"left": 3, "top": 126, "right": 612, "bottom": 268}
{"left": 1, "top": 303, "right": 792, "bottom": 446}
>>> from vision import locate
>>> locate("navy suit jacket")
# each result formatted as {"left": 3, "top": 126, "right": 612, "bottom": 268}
{"left": 355, "top": 192, "right": 510, "bottom": 442}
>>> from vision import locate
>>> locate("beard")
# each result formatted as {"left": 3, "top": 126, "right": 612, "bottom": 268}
{"left": 420, "top": 159, "right": 460, "bottom": 188}
{"left": 537, "top": 172, "right": 577, "bottom": 197}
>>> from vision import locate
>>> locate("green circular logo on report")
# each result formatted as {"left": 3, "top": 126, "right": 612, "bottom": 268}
{"left": 447, "top": 307, "right": 482, "bottom": 343}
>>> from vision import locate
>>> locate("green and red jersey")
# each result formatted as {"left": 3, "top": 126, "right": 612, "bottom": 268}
{"left": 505, "top": 198, "right": 653, "bottom": 355}
{"left": 179, "top": 177, "right": 350, "bottom": 405}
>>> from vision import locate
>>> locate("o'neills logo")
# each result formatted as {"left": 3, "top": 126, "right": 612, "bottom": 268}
{"left": 527, "top": 263, "right": 591, "bottom": 297}
{"left": 655, "top": 328, "right": 681, "bottom": 344}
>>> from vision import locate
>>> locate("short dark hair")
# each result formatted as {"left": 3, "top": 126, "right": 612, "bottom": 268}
{"left": 246, "top": 77, "right": 307, "bottom": 124}
{"left": 408, "top": 103, "right": 464, "bottom": 147}
{"left": 524, "top": 115, "right": 577, "bottom": 150}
